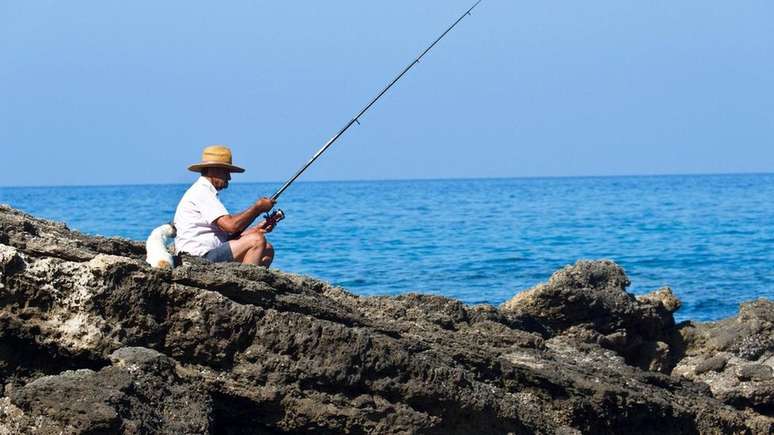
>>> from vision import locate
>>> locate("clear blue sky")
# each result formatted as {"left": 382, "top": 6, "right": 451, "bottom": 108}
{"left": 1, "top": 1, "right": 772, "bottom": 187}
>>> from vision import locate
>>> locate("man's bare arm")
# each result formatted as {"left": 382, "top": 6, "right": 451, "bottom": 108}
{"left": 215, "top": 198, "right": 274, "bottom": 234}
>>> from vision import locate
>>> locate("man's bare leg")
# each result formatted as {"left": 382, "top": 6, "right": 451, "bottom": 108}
{"left": 259, "top": 243, "right": 274, "bottom": 267}
{"left": 227, "top": 231, "right": 269, "bottom": 266}
{"left": 243, "top": 245, "right": 266, "bottom": 266}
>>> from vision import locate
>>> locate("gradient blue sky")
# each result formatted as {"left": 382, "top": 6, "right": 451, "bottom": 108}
{"left": 1, "top": 1, "right": 772, "bottom": 187}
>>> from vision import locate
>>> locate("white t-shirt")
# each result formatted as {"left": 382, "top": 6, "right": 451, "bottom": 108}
{"left": 173, "top": 177, "right": 230, "bottom": 256}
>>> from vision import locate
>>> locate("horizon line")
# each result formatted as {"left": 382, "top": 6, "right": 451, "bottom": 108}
{"left": 1, "top": 170, "right": 772, "bottom": 190}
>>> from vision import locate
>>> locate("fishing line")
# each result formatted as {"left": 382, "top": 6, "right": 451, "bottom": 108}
{"left": 269, "top": 0, "right": 483, "bottom": 204}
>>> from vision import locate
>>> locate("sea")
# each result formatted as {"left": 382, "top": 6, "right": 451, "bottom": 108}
{"left": 1, "top": 173, "right": 772, "bottom": 322}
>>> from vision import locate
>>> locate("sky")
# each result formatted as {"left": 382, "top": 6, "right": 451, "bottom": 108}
{"left": 1, "top": 0, "right": 772, "bottom": 187}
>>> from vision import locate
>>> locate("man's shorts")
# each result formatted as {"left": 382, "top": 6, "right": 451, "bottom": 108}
{"left": 203, "top": 243, "right": 234, "bottom": 263}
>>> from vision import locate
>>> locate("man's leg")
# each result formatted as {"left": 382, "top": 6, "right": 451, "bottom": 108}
{"left": 260, "top": 243, "right": 274, "bottom": 267}
{"left": 243, "top": 242, "right": 266, "bottom": 266}
{"left": 228, "top": 231, "right": 268, "bottom": 266}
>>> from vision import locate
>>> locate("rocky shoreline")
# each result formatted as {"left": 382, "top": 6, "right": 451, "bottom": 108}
{"left": 0, "top": 204, "right": 771, "bottom": 434}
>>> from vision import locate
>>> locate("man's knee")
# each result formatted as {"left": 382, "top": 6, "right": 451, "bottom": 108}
{"left": 244, "top": 232, "right": 266, "bottom": 250}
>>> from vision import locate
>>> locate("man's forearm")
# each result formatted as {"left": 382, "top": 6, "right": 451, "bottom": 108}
{"left": 216, "top": 198, "right": 274, "bottom": 234}
{"left": 227, "top": 204, "right": 263, "bottom": 233}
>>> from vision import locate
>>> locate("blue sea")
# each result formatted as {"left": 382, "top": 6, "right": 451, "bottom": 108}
{"left": 2, "top": 174, "right": 772, "bottom": 322}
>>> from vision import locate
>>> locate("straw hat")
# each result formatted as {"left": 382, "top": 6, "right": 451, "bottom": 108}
{"left": 188, "top": 145, "right": 245, "bottom": 173}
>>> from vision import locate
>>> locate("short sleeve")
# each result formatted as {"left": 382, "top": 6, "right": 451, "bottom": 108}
{"left": 196, "top": 190, "right": 229, "bottom": 225}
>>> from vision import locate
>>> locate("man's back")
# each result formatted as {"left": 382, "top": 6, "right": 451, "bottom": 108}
{"left": 173, "top": 177, "right": 229, "bottom": 256}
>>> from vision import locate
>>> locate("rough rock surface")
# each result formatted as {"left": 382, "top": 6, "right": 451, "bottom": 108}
{"left": 500, "top": 261, "right": 682, "bottom": 373}
{"left": 0, "top": 204, "right": 772, "bottom": 434}
{"left": 672, "top": 299, "right": 774, "bottom": 416}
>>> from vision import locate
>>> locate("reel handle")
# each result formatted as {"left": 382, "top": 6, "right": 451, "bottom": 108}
{"left": 263, "top": 209, "right": 286, "bottom": 230}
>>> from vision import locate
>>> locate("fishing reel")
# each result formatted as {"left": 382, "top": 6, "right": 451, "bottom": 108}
{"left": 263, "top": 209, "right": 285, "bottom": 230}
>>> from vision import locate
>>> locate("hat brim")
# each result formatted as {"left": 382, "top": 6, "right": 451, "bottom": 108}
{"left": 188, "top": 162, "right": 245, "bottom": 173}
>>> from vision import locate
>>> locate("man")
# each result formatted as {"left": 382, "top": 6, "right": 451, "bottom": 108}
{"left": 174, "top": 145, "right": 276, "bottom": 266}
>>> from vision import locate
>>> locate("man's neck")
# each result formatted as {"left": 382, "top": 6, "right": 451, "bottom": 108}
{"left": 201, "top": 176, "right": 221, "bottom": 191}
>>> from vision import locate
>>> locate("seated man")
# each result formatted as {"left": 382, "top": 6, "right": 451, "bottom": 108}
{"left": 174, "top": 145, "right": 276, "bottom": 266}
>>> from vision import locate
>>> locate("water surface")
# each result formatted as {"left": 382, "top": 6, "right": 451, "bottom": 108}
{"left": 2, "top": 174, "right": 772, "bottom": 321}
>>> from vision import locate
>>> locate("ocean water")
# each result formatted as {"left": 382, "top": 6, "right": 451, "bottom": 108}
{"left": 2, "top": 174, "right": 772, "bottom": 322}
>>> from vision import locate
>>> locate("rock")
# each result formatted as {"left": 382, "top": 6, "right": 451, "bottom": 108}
{"left": 640, "top": 340, "right": 671, "bottom": 373}
{"left": 737, "top": 364, "right": 773, "bottom": 382}
{"left": 500, "top": 260, "right": 681, "bottom": 373}
{"left": 0, "top": 205, "right": 772, "bottom": 434}
{"left": 695, "top": 354, "right": 729, "bottom": 375}
{"left": 4, "top": 348, "right": 211, "bottom": 434}
{"left": 500, "top": 260, "right": 675, "bottom": 337}
{"left": 672, "top": 299, "right": 774, "bottom": 416}
{"left": 638, "top": 287, "right": 681, "bottom": 312}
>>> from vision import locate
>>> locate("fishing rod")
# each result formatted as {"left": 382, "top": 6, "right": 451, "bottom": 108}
{"left": 263, "top": 0, "right": 482, "bottom": 226}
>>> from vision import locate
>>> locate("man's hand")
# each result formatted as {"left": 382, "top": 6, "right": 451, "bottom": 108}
{"left": 259, "top": 219, "right": 275, "bottom": 233}
{"left": 255, "top": 197, "right": 275, "bottom": 213}
{"left": 242, "top": 220, "right": 273, "bottom": 235}
{"left": 241, "top": 226, "right": 260, "bottom": 236}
